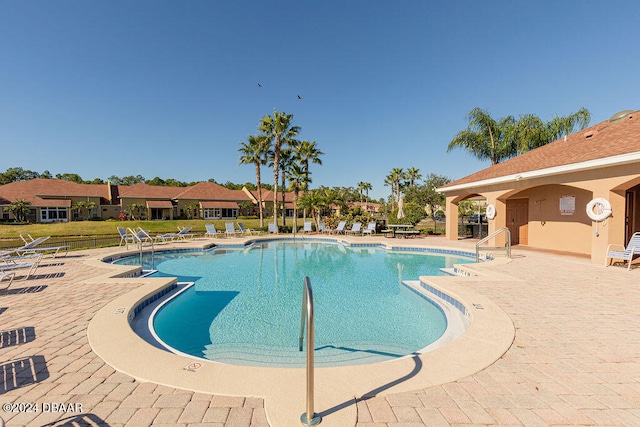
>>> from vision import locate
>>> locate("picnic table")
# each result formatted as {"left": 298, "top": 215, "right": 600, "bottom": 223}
{"left": 383, "top": 224, "right": 420, "bottom": 238}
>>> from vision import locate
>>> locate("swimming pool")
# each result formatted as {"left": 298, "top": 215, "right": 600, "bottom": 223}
{"left": 117, "top": 240, "right": 474, "bottom": 367}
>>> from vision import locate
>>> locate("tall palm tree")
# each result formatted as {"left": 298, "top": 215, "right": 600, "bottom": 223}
{"left": 389, "top": 168, "right": 405, "bottom": 204}
{"left": 238, "top": 135, "right": 271, "bottom": 227}
{"left": 279, "top": 149, "right": 294, "bottom": 226}
{"left": 360, "top": 182, "right": 372, "bottom": 211}
{"left": 258, "top": 110, "right": 300, "bottom": 227}
{"left": 406, "top": 167, "right": 422, "bottom": 187}
{"left": 294, "top": 140, "right": 323, "bottom": 185}
{"left": 384, "top": 175, "right": 396, "bottom": 211}
{"left": 287, "top": 163, "right": 311, "bottom": 233}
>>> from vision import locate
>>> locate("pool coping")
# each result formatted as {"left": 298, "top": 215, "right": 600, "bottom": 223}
{"left": 86, "top": 236, "right": 515, "bottom": 427}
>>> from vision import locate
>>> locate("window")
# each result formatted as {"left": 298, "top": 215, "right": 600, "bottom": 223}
{"left": 203, "top": 208, "right": 220, "bottom": 219}
{"left": 221, "top": 208, "right": 237, "bottom": 218}
{"left": 41, "top": 207, "right": 68, "bottom": 222}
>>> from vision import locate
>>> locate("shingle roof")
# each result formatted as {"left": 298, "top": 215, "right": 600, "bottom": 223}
{"left": 440, "top": 110, "right": 640, "bottom": 190}
{"left": 174, "top": 182, "right": 251, "bottom": 201}
{"left": 0, "top": 178, "right": 111, "bottom": 206}
{"left": 117, "top": 183, "right": 184, "bottom": 199}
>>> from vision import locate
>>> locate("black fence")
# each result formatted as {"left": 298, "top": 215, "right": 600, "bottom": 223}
{"left": 0, "top": 236, "right": 122, "bottom": 252}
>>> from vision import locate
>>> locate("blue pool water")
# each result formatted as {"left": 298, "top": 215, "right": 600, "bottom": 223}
{"left": 118, "top": 240, "right": 474, "bottom": 367}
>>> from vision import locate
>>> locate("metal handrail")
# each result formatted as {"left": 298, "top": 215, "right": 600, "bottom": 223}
{"left": 475, "top": 227, "right": 511, "bottom": 262}
{"left": 299, "top": 277, "right": 322, "bottom": 426}
{"left": 128, "top": 227, "right": 155, "bottom": 269}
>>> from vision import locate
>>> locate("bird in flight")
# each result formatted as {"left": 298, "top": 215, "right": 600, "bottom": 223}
{"left": 297, "top": 94, "right": 302, "bottom": 99}
{"left": 257, "top": 83, "right": 262, "bottom": 87}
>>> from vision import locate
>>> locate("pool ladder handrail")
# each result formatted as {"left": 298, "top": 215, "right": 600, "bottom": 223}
{"left": 128, "top": 227, "right": 155, "bottom": 270}
{"left": 299, "top": 276, "right": 322, "bottom": 426}
{"left": 475, "top": 227, "right": 511, "bottom": 262}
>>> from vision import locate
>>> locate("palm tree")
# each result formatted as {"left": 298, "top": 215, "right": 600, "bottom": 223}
{"left": 71, "top": 201, "right": 97, "bottom": 221}
{"left": 126, "top": 203, "right": 145, "bottom": 220}
{"left": 238, "top": 135, "right": 271, "bottom": 227}
{"left": 294, "top": 140, "right": 323, "bottom": 185}
{"left": 384, "top": 175, "right": 396, "bottom": 211}
{"left": 449, "top": 107, "right": 592, "bottom": 164}
{"left": 258, "top": 110, "right": 300, "bottom": 227}
{"left": 389, "top": 168, "right": 405, "bottom": 205}
{"left": 447, "top": 108, "right": 515, "bottom": 165}
{"left": 406, "top": 167, "right": 422, "bottom": 187}
{"left": 8, "top": 199, "right": 31, "bottom": 222}
{"left": 279, "top": 149, "right": 294, "bottom": 226}
{"left": 542, "top": 107, "right": 591, "bottom": 145}
{"left": 287, "top": 163, "right": 311, "bottom": 233}
{"left": 360, "top": 182, "right": 372, "bottom": 211}
{"left": 297, "top": 191, "right": 324, "bottom": 227}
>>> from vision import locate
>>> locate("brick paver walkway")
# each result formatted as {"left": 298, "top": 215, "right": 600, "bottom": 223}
{"left": 1, "top": 238, "right": 639, "bottom": 426}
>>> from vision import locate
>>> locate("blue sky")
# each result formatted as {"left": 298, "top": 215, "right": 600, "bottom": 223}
{"left": 1, "top": 1, "right": 639, "bottom": 200}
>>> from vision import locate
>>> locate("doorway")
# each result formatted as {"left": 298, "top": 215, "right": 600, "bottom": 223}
{"left": 626, "top": 184, "right": 640, "bottom": 245}
{"left": 506, "top": 199, "right": 529, "bottom": 245}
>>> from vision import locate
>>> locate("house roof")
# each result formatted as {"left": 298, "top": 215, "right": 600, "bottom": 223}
{"left": 439, "top": 110, "right": 640, "bottom": 192}
{"left": 175, "top": 182, "right": 251, "bottom": 201}
{"left": 0, "top": 178, "right": 110, "bottom": 207}
{"left": 117, "top": 183, "right": 184, "bottom": 199}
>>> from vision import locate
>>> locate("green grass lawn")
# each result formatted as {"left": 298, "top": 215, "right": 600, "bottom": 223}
{"left": 0, "top": 217, "right": 446, "bottom": 249}
{"left": 0, "top": 218, "right": 293, "bottom": 240}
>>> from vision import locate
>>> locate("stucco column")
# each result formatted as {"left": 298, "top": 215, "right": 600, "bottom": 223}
{"left": 445, "top": 196, "right": 459, "bottom": 240}
{"left": 591, "top": 191, "right": 625, "bottom": 264}
{"left": 487, "top": 198, "right": 507, "bottom": 247}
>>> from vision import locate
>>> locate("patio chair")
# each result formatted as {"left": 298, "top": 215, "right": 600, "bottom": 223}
{"left": 174, "top": 227, "right": 195, "bottom": 240}
{"left": 268, "top": 223, "right": 278, "bottom": 234}
{"left": 205, "top": 224, "right": 225, "bottom": 238}
{"left": 237, "top": 222, "right": 258, "bottom": 236}
{"left": 362, "top": 222, "right": 377, "bottom": 236}
{"left": 334, "top": 221, "right": 347, "bottom": 234}
{"left": 346, "top": 222, "right": 362, "bottom": 235}
{"left": 0, "top": 253, "right": 43, "bottom": 282}
{"left": 118, "top": 227, "right": 135, "bottom": 248}
{"left": 129, "top": 228, "right": 154, "bottom": 245}
{"left": 14, "top": 235, "right": 68, "bottom": 258}
{"left": 1, "top": 271, "right": 15, "bottom": 289}
{"left": 318, "top": 222, "right": 329, "bottom": 233}
{"left": 225, "top": 222, "right": 237, "bottom": 237}
{"left": 301, "top": 221, "right": 313, "bottom": 233}
{"left": 605, "top": 232, "right": 640, "bottom": 270}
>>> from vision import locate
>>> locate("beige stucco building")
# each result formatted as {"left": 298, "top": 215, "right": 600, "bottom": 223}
{"left": 0, "top": 179, "right": 298, "bottom": 223}
{"left": 438, "top": 109, "right": 640, "bottom": 264}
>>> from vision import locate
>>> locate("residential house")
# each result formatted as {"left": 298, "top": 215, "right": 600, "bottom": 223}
{"left": 0, "top": 178, "right": 298, "bottom": 223}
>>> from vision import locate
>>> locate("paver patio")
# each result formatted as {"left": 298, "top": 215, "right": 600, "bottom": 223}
{"left": 0, "top": 236, "right": 638, "bottom": 426}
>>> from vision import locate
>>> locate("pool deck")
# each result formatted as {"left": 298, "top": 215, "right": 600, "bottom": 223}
{"left": 1, "top": 234, "right": 639, "bottom": 426}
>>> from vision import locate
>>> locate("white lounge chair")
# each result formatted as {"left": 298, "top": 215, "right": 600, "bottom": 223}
{"left": 14, "top": 234, "right": 68, "bottom": 258}
{"left": 346, "top": 222, "right": 362, "bottom": 235}
{"left": 301, "top": 221, "right": 313, "bottom": 233}
{"left": 237, "top": 222, "right": 257, "bottom": 236}
{"left": 205, "top": 224, "right": 224, "bottom": 238}
{"left": 605, "top": 232, "right": 640, "bottom": 270}
{"left": 268, "top": 223, "right": 278, "bottom": 234}
{"left": 334, "top": 221, "right": 347, "bottom": 234}
{"left": 318, "top": 222, "right": 329, "bottom": 233}
{"left": 174, "top": 227, "right": 195, "bottom": 240}
{"left": 0, "top": 253, "right": 43, "bottom": 282}
{"left": 362, "top": 222, "right": 377, "bottom": 236}
{"left": 1, "top": 271, "right": 15, "bottom": 289}
{"left": 225, "top": 222, "right": 237, "bottom": 237}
